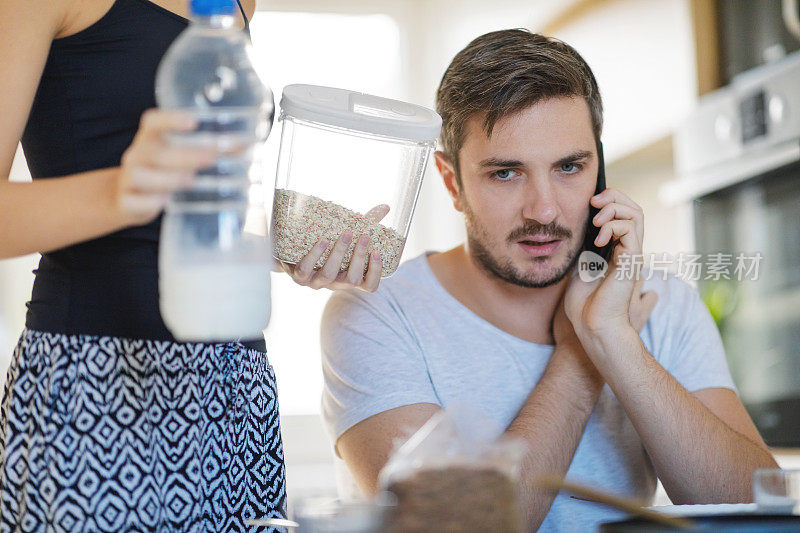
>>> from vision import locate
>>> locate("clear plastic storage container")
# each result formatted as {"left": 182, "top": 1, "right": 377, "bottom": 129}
{"left": 271, "top": 85, "right": 441, "bottom": 277}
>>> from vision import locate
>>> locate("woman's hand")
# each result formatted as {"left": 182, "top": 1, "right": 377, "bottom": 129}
{"left": 116, "top": 109, "right": 217, "bottom": 225}
{"left": 279, "top": 232, "right": 383, "bottom": 292}
{"left": 280, "top": 204, "right": 390, "bottom": 293}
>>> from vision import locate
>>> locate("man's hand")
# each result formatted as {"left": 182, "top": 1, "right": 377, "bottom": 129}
{"left": 564, "top": 189, "right": 657, "bottom": 346}
{"left": 551, "top": 296, "right": 604, "bottom": 391}
{"left": 553, "top": 252, "right": 656, "bottom": 387}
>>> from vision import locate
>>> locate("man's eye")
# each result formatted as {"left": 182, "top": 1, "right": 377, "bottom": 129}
{"left": 561, "top": 162, "right": 582, "bottom": 174}
{"left": 492, "top": 169, "right": 517, "bottom": 180}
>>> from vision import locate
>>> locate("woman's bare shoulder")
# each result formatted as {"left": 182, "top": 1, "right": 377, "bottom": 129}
{"left": 0, "top": 0, "right": 70, "bottom": 33}
{"left": 243, "top": 0, "right": 256, "bottom": 20}
{"left": 56, "top": 0, "right": 119, "bottom": 39}
{"left": 0, "top": 0, "right": 72, "bottom": 178}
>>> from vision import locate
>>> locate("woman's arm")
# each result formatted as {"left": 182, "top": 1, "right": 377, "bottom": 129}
{"left": 0, "top": 0, "right": 216, "bottom": 259}
{"left": 1, "top": 170, "right": 129, "bottom": 258}
{"left": 0, "top": 0, "right": 125, "bottom": 259}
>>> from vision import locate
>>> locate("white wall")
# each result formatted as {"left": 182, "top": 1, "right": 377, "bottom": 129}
{"left": 552, "top": 0, "right": 697, "bottom": 162}
{"left": 353, "top": 0, "right": 699, "bottom": 260}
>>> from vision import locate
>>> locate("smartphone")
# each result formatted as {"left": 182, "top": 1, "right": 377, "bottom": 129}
{"left": 582, "top": 140, "right": 614, "bottom": 263}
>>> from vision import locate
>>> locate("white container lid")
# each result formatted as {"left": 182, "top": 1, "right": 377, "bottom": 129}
{"left": 280, "top": 84, "right": 442, "bottom": 143}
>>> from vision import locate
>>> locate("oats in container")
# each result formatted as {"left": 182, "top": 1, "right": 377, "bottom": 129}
{"left": 271, "top": 85, "right": 441, "bottom": 277}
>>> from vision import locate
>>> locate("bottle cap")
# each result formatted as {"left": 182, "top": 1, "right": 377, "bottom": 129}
{"left": 190, "top": 0, "right": 237, "bottom": 17}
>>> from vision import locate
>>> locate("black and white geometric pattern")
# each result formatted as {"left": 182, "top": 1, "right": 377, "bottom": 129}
{"left": 0, "top": 329, "right": 286, "bottom": 532}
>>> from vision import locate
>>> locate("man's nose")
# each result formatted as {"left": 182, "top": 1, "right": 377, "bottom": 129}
{"left": 521, "top": 177, "right": 558, "bottom": 225}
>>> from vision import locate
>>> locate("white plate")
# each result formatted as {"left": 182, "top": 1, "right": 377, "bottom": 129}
{"left": 647, "top": 503, "right": 759, "bottom": 516}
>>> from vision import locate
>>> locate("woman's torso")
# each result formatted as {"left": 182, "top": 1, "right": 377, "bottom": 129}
{"left": 20, "top": 0, "right": 264, "bottom": 349}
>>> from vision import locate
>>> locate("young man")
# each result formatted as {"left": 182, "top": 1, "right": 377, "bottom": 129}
{"left": 320, "top": 30, "right": 777, "bottom": 531}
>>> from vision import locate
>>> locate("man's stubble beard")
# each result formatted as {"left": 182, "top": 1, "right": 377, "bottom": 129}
{"left": 462, "top": 198, "right": 585, "bottom": 289}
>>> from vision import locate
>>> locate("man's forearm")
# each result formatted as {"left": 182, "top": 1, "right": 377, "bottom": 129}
{"left": 582, "top": 327, "right": 777, "bottom": 504}
{"left": 506, "top": 342, "right": 604, "bottom": 530}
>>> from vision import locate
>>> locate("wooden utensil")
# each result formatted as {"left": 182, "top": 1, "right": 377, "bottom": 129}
{"left": 537, "top": 474, "right": 696, "bottom": 530}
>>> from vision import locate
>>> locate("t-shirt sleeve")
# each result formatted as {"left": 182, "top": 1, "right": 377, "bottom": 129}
{"left": 653, "top": 275, "right": 737, "bottom": 394}
{"left": 320, "top": 288, "right": 440, "bottom": 443}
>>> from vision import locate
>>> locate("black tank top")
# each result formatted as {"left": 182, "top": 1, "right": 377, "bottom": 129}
{"left": 21, "top": 0, "right": 265, "bottom": 351}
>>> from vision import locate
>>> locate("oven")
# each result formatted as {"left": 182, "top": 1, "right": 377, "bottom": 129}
{"left": 663, "top": 50, "right": 800, "bottom": 446}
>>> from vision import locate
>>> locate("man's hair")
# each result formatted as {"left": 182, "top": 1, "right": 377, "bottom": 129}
{"left": 435, "top": 29, "right": 603, "bottom": 180}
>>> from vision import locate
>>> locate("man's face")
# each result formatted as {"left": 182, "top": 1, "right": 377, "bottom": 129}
{"left": 452, "top": 97, "right": 599, "bottom": 288}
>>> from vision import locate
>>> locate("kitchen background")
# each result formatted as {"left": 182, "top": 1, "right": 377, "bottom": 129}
{"left": 1, "top": 0, "right": 799, "bottom": 505}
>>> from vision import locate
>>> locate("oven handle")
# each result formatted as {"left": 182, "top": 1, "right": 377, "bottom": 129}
{"left": 659, "top": 140, "right": 800, "bottom": 204}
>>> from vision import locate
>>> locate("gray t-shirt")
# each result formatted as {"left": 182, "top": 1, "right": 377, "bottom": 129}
{"left": 321, "top": 253, "right": 736, "bottom": 532}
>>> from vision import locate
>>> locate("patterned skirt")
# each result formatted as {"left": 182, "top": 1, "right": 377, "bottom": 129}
{"left": 0, "top": 329, "right": 286, "bottom": 532}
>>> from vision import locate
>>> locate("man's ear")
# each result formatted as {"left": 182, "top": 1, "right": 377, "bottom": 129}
{"left": 434, "top": 151, "right": 464, "bottom": 213}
